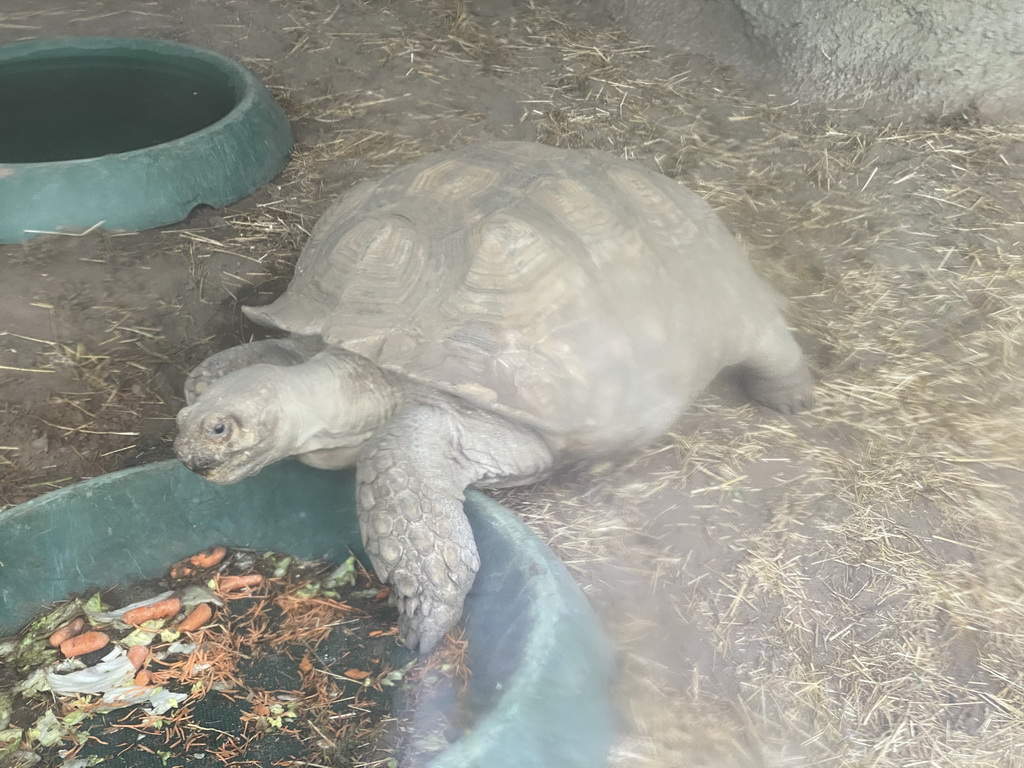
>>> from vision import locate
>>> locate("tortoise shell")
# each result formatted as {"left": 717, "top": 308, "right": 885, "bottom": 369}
{"left": 244, "top": 141, "right": 779, "bottom": 455}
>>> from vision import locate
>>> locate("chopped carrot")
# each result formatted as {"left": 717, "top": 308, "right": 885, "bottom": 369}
{"left": 60, "top": 630, "right": 110, "bottom": 657}
{"left": 127, "top": 644, "right": 150, "bottom": 670}
{"left": 343, "top": 668, "right": 372, "bottom": 680}
{"left": 171, "top": 546, "right": 229, "bottom": 580}
{"left": 48, "top": 617, "right": 86, "bottom": 648}
{"left": 189, "top": 545, "right": 227, "bottom": 569}
{"left": 176, "top": 602, "right": 214, "bottom": 632}
{"left": 123, "top": 597, "right": 182, "bottom": 626}
{"left": 218, "top": 573, "right": 265, "bottom": 593}
{"left": 374, "top": 587, "right": 390, "bottom": 601}
{"left": 134, "top": 669, "right": 152, "bottom": 686}
{"left": 169, "top": 560, "right": 197, "bottom": 580}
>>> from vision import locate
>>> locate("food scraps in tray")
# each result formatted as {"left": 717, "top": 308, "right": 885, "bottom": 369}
{"left": 0, "top": 545, "right": 475, "bottom": 767}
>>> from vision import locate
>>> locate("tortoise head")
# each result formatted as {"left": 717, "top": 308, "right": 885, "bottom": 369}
{"left": 174, "top": 365, "right": 290, "bottom": 484}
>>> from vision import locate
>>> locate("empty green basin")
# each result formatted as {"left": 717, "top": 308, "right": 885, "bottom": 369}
{"left": 0, "top": 460, "right": 614, "bottom": 767}
{"left": 0, "top": 38, "right": 292, "bottom": 242}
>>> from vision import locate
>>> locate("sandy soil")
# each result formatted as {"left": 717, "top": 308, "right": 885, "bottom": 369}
{"left": 3, "top": 1, "right": 1024, "bottom": 766}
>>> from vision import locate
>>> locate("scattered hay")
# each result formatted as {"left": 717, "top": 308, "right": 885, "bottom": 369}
{"left": 2, "top": 0, "right": 1024, "bottom": 765}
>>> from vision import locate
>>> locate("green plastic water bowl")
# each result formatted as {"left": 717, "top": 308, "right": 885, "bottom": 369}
{"left": 0, "top": 460, "right": 614, "bottom": 767}
{"left": 0, "top": 38, "right": 292, "bottom": 243}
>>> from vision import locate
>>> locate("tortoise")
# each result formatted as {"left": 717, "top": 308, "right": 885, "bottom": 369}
{"left": 174, "top": 140, "right": 814, "bottom": 653}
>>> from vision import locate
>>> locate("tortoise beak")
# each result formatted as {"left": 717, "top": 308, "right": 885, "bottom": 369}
{"left": 174, "top": 437, "right": 208, "bottom": 474}
{"left": 172, "top": 426, "right": 222, "bottom": 477}
{"left": 178, "top": 451, "right": 219, "bottom": 475}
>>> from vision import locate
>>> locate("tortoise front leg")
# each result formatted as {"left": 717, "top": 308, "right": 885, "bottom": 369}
{"left": 356, "top": 399, "right": 553, "bottom": 653}
{"left": 184, "top": 335, "right": 325, "bottom": 404}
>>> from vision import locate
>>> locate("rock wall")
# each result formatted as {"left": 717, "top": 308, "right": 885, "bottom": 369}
{"left": 602, "top": 0, "right": 1024, "bottom": 120}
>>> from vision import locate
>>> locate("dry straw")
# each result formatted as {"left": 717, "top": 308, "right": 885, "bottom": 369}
{"left": 2, "top": 1, "right": 1023, "bottom": 765}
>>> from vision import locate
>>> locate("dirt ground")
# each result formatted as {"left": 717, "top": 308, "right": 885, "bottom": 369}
{"left": 3, "top": 1, "right": 1024, "bottom": 766}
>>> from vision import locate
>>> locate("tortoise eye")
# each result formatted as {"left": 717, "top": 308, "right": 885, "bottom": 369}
{"left": 209, "top": 419, "right": 232, "bottom": 439}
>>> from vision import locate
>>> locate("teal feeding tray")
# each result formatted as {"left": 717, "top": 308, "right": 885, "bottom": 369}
{"left": 0, "top": 460, "right": 614, "bottom": 767}
{"left": 0, "top": 37, "right": 292, "bottom": 243}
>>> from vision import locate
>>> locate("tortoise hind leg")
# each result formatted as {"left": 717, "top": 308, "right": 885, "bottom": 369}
{"left": 738, "top": 319, "right": 815, "bottom": 414}
{"left": 184, "top": 335, "right": 325, "bottom": 404}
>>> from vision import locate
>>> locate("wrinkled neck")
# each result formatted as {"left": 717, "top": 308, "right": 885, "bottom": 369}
{"left": 277, "top": 349, "right": 398, "bottom": 452}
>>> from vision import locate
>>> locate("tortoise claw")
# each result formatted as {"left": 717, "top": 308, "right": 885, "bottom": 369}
{"left": 395, "top": 592, "right": 461, "bottom": 654}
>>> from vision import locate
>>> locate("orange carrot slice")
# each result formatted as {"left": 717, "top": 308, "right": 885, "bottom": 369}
{"left": 127, "top": 644, "right": 150, "bottom": 670}
{"left": 48, "top": 617, "right": 86, "bottom": 648}
{"left": 123, "top": 597, "right": 182, "bottom": 626}
{"left": 189, "top": 545, "right": 227, "bottom": 569}
{"left": 60, "top": 630, "right": 110, "bottom": 657}
{"left": 218, "top": 573, "right": 264, "bottom": 593}
{"left": 176, "top": 602, "right": 214, "bottom": 632}
{"left": 169, "top": 560, "right": 197, "bottom": 580}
